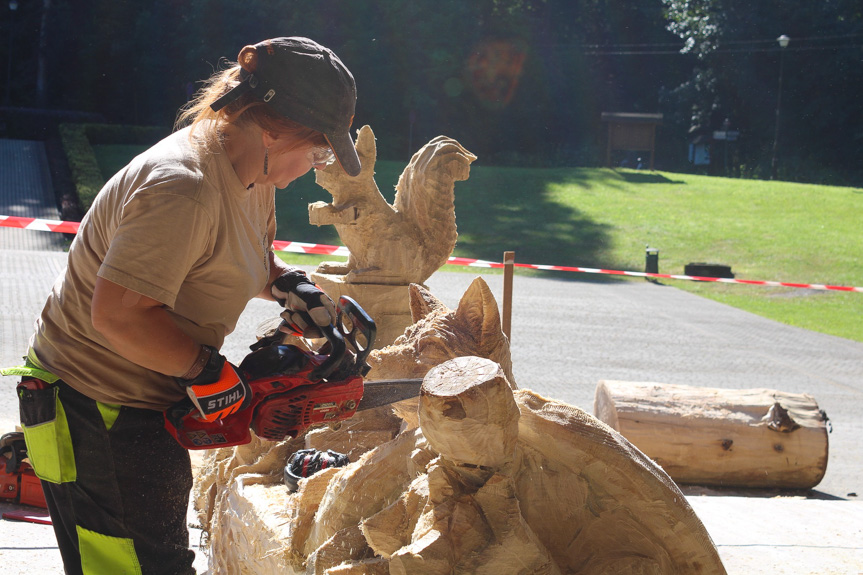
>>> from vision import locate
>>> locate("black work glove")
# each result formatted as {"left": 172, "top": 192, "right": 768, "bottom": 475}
{"left": 176, "top": 346, "right": 251, "bottom": 422}
{"left": 271, "top": 270, "right": 337, "bottom": 339}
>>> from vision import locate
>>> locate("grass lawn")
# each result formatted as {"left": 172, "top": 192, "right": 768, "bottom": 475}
{"left": 92, "top": 144, "right": 863, "bottom": 342}
{"left": 274, "top": 164, "right": 863, "bottom": 342}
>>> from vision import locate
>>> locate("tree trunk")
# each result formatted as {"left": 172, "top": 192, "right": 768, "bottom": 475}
{"left": 594, "top": 380, "right": 829, "bottom": 489}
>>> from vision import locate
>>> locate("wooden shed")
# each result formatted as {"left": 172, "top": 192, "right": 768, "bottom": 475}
{"left": 601, "top": 112, "right": 663, "bottom": 170}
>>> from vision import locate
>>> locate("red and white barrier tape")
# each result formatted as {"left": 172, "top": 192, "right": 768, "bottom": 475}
{"left": 272, "top": 239, "right": 350, "bottom": 257}
{"left": 4, "top": 215, "right": 862, "bottom": 293}
{"left": 1, "top": 215, "right": 80, "bottom": 234}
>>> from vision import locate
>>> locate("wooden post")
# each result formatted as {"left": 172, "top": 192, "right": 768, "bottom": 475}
{"left": 649, "top": 125, "right": 657, "bottom": 170}
{"left": 502, "top": 251, "right": 514, "bottom": 340}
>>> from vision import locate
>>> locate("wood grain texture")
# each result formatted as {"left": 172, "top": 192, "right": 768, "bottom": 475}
{"left": 595, "top": 380, "right": 829, "bottom": 488}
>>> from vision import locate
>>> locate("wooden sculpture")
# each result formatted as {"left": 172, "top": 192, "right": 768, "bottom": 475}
{"left": 194, "top": 282, "right": 726, "bottom": 574}
{"left": 378, "top": 357, "right": 551, "bottom": 575}
{"left": 310, "top": 124, "right": 475, "bottom": 285}
{"left": 298, "top": 357, "right": 726, "bottom": 574}
{"left": 305, "top": 276, "right": 515, "bottom": 460}
{"left": 307, "top": 125, "right": 476, "bottom": 347}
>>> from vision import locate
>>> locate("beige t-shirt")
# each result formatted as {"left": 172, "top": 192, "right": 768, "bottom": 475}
{"left": 32, "top": 126, "right": 276, "bottom": 410}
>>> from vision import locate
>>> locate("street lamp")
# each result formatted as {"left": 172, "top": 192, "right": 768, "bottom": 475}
{"left": 4, "top": 0, "right": 18, "bottom": 106}
{"left": 770, "top": 34, "right": 790, "bottom": 180}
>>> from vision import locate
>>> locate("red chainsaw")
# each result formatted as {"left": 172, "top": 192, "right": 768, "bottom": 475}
{"left": 164, "top": 296, "right": 422, "bottom": 450}
{"left": 0, "top": 431, "right": 47, "bottom": 508}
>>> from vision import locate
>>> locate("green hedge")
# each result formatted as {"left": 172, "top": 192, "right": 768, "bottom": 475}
{"left": 83, "top": 124, "right": 170, "bottom": 146}
{"left": 59, "top": 123, "right": 170, "bottom": 212}
{"left": 58, "top": 124, "right": 104, "bottom": 212}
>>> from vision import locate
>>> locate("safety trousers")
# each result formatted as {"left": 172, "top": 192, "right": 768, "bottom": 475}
{"left": 31, "top": 381, "right": 196, "bottom": 575}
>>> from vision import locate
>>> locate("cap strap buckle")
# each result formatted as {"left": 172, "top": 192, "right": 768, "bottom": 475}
{"left": 210, "top": 72, "right": 257, "bottom": 113}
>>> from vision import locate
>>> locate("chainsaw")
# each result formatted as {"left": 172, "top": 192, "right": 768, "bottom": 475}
{"left": 0, "top": 431, "right": 47, "bottom": 508}
{"left": 164, "top": 296, "right": 422, "bottom": 450}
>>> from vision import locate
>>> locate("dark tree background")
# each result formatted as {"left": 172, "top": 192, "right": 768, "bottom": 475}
{"left": 663, "top": 0, "right": 863, "bottom": 182}
{"left": 2, "top": 0, "right": 861, "bottom": 183}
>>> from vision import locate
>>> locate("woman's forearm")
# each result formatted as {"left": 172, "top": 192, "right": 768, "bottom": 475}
{"left": 256, "top": 251, "right": 299, "bottom": 300}
{"left": 91, "top": 277, "right": 200, "bottom": 377}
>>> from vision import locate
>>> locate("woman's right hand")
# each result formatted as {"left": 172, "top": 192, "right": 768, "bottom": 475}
{"left": 175, "top": 346, "right": 251, "bottom": 421}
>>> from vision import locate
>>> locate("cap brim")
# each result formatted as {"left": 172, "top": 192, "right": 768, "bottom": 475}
{"left": 325, "top": 131, "right": 361, "bottom": 177}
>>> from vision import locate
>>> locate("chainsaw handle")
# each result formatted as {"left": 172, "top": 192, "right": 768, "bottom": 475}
{"left": 309, "top": 322, "right": 346, "bottom": 381}
{"left": 309, "top": 297, "right": 376, "bottom": 380}
{"left": 336, "top": 296, "right": 376, "bottom": 375}
{"left": 165, "top": 397, "right": 197, "bottom": 432}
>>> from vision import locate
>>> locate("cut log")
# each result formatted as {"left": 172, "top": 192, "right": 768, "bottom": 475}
{"left": 594, "top": 380, "right": 829, "bottom": 489}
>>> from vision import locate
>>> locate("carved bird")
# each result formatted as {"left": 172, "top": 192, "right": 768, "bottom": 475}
{"left": 309, "top": 125, "right": 476, "bottom": 285}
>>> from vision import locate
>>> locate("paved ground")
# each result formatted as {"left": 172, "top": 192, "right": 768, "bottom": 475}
{"left": 0, "top": 139, "right": 68, "bottom": 252}
{"left": 1, "top": 138, "right": 861, "bottom": 573}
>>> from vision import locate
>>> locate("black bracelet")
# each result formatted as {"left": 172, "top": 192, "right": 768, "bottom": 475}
{"left": 180, "top": 345, "right": 210, "bottom": 380}
{"left": 177, "top": 345, "right": 224, "bottom": 387}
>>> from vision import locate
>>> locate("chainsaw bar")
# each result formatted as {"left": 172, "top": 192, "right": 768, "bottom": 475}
{"left": 358, "top": 379, "right": 424, "bottom": 411}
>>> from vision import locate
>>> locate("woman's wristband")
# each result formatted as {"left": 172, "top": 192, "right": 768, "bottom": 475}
{"left": 180, "top": 345, "right": 212, "bottom": 380}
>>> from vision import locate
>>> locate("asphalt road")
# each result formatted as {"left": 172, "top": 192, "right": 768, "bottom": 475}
{"left": 238, "top": 267, "right": 863, "bottom": 500}
{"left": 3, "top": 250, "right": 862, "bottom": 500}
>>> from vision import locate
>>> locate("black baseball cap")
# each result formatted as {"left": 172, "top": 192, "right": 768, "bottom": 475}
{"left": 211, "top": 37, "right": 361, "bottom": 176}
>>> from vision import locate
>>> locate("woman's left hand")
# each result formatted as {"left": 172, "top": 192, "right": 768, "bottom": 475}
{"left": 270, "top": 270, "right": 337, "bottom": 338}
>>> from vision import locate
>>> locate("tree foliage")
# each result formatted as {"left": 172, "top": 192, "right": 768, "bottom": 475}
{"left": 2, "top": 0, "right": 861, "bottom": 183}
{"left": 662, "top": 0, "right": 863, "bottom": 181}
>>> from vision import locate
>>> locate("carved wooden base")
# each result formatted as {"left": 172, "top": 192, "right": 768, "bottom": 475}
{"left": 310, "top": 272, "right": 414, "bottom": 349}
{"left": 193, "top": 280, "right": 725, "bottom": 573}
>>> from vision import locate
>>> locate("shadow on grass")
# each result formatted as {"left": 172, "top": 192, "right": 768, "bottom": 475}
{"left": 615, "top": 170, "right": 684, "bottom": 185}
{"left": 275, "top": 163, "right": 637, "bottom": 282}
{"left": 447, "top": 166, "right": 623, "bottom": 276}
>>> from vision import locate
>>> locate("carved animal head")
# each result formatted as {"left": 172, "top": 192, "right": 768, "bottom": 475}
{"left": 366, "top": 277, "right": 516, "bottom": 388}
{"left": 315, "top": 124, "right": 377, "bottom": 200}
